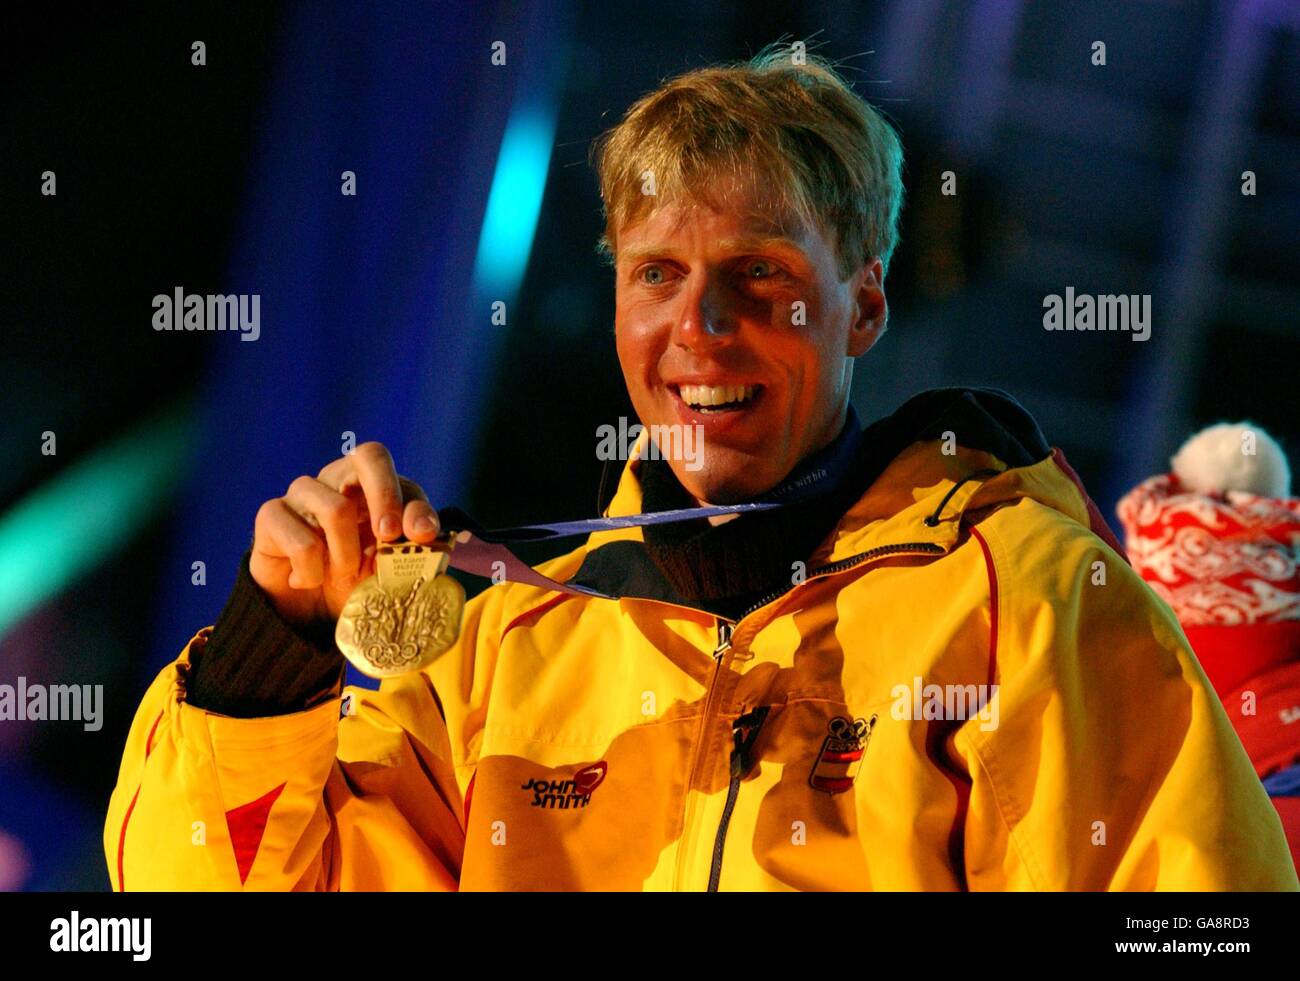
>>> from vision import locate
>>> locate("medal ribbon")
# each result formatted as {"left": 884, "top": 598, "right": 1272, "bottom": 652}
{"left": 436, "top": 416, "right": 862, "bottom": 600}
{"left": 438, "top": 501, "right": 780, "bottom": 599}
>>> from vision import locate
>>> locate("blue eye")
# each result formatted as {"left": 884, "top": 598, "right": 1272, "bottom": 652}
{"left": 638, "top": 264, "right": 672, "bottom": 286}
{"left": 744, "top": 259, "right": 785, "bottom": 280}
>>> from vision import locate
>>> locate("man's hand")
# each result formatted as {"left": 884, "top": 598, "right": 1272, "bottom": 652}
{"left": 250, "top": 442, "right": 442, "bottom": 625}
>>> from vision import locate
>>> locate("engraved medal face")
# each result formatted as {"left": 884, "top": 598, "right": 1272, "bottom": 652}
{"left": 335, "top": 537, "right": 465, "bottom": 679}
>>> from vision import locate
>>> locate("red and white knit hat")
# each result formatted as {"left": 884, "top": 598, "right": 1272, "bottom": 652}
{"left": 1117, "top": 422, "right": 1300, "bottom": 777}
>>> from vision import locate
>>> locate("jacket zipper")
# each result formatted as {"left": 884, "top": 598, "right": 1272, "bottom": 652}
{"left": 713, "top": 620, "right": 733, "bottom": 659}
{"left": 735, "top": 541, "right": 946, "bottom": 623}
{"left": 707, "top": 704, "right": 770, "bottom": 891}
{"left": 673, "top": 618, "right": 735, "bottom": 890}
{"left": 701, "top": 540, "right": 945, "bottom": 891}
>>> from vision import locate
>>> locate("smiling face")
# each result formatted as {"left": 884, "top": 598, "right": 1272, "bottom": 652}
{"left": 613, "top": 185, "right": 888, "bottom": 503}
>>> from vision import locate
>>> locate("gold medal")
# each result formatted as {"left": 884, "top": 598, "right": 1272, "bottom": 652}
{"left": 335, "top": 535, "right": 466, "bottom": 679}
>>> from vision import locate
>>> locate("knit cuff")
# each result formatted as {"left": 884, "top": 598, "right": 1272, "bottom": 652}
{"left": 187, "top": 550, "right": 346, "bottom": 718}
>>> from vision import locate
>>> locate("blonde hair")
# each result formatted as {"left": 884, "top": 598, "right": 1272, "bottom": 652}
{"left": 590, "top": 43, "right": 905, "bottom": 281}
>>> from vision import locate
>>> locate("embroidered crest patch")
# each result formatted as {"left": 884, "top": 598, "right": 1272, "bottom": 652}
{"left": 809, "top": 715, "right": 876, "bottom": 794}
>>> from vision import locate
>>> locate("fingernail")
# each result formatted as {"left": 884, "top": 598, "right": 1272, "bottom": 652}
{"left": 413, "top": 514, "right": 435, "bottom": 536}
{"left": 379, "top": 513, "right": 400, "bottom": 539}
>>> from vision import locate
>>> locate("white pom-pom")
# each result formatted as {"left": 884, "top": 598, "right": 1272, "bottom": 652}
{"left": 1171, "top": 423, "right": 1290, "bottom": 497}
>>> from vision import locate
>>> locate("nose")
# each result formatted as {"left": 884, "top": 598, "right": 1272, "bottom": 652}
{"left": 670, "top": 272, "right": 738, "bottom": 350}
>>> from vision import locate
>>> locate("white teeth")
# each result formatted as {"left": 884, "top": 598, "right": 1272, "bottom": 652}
{"left": 678, "top": 384, "right": 757, "bottom": 408}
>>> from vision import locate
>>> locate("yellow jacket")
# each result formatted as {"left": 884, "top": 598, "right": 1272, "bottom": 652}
{"left": 105, "top": 392, "right": 1299, "bottom": 890}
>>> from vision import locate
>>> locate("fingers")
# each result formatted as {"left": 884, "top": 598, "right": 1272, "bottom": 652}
{"left": 397, "top": 475, "right": 439, "bottom": 541}
{"left": 283, "top": 476, "right": 362, "bottom": 587}
{"left": 403, "top": 498, "right": 440, "bottom": 543}
{"left": 319, "top": 442, "right": 404, "bottom": 542}
{"left": 255, "top": 443, "right": 438, "bottom": 617}
{"left": 397, "top": 475, "right": 429, "bottom": 504}
{"left": 255, "top": 498, "right": 326, "bottom": 590}
{"left": 319, "top": 444, "right": 437, "bottom": 544}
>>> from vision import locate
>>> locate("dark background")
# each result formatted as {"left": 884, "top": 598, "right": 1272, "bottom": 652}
{"left": 2, "top": 0, "right": 1297, "bottom": 889}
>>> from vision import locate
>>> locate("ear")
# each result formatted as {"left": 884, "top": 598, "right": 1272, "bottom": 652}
{"left": 846, "top": 258, "right": 887, "bottom": 358}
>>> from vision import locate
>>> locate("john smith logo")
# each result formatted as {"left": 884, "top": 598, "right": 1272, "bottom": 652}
{"left": 809, "top": 715, "right": 876, "bottom": 794}
{"left": 521, "top": 761, "right": 608, "bottom": 809}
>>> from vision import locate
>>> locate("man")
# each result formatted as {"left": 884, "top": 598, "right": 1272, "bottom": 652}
{"left": 105, "top": 49, "right": 1297, "bottom": 891}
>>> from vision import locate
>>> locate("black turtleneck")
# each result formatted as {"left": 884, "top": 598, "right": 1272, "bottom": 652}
{"left": 636, "top": 406, "right": 867, "bottom": 620}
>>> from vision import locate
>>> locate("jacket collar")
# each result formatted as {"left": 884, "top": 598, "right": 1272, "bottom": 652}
{"left": 572, "top": 387, "right": 1108, "bottom": 613}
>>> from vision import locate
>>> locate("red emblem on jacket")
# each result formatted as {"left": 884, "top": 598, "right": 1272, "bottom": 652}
{"left": 574, "top": 761, "right": 608, "bottom": 796}
{"left": 810, "top": 715, "right": 876, "bottom": 794}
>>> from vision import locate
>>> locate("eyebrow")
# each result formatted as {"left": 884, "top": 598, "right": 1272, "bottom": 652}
{"left": 618, "top": 236, "right": 809, "bottom": 266}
